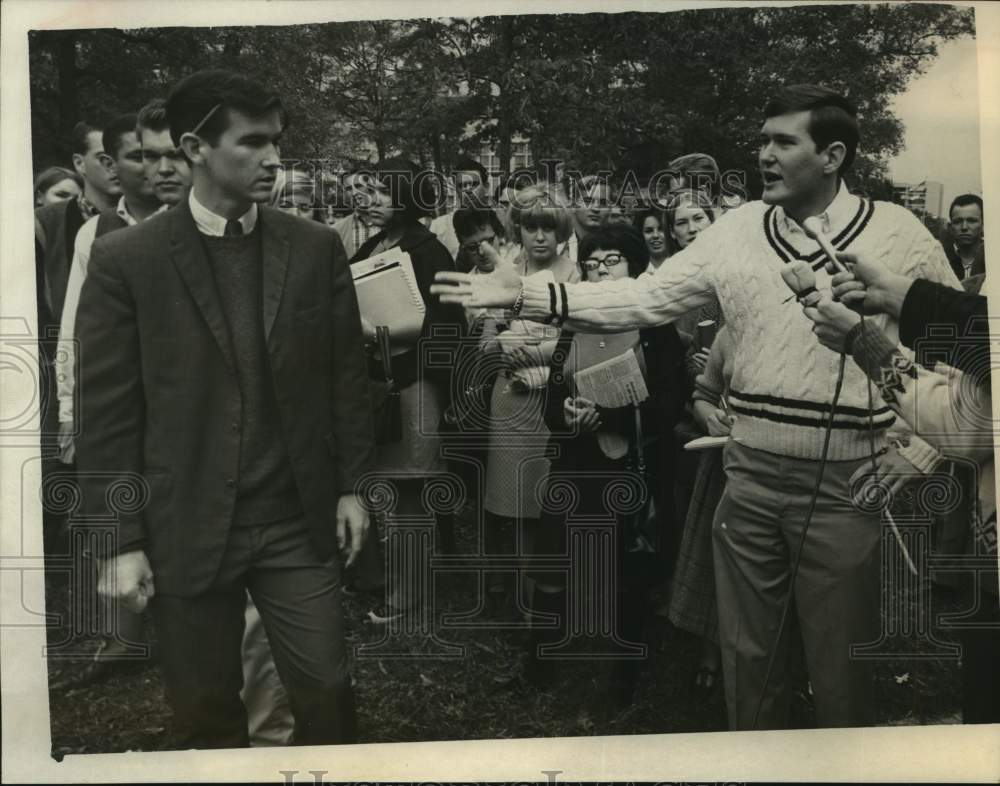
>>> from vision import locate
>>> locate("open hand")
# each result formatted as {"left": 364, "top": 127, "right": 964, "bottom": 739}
{"left": 431, "top": 257, "right": 523, "bottom": 308}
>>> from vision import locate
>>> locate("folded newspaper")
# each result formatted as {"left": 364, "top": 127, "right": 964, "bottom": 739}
{"left": 572, "top": 347, "right": 649, "bottom": 408}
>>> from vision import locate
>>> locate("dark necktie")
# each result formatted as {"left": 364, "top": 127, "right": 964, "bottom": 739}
{"left": 224, "top": 219, "right": 243, "bottom": 237}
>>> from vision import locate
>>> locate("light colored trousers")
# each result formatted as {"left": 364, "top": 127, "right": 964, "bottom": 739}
{"left": 712, "top": 441, "right": 882, "bottom": 730}
{"left": 241, "top": 595, "right": 294, "bottom": 746}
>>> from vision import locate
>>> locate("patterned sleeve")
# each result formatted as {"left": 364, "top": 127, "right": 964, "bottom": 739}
{"left": 847, "top": 319, "right": 993, "bottom": 462}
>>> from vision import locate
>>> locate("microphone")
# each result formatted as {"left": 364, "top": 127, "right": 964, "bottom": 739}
{"left": 780, "top": 260, "right": 821, "bottom": 306}
{"left": 802, "top": 216, "right": 849, "bottom": 274}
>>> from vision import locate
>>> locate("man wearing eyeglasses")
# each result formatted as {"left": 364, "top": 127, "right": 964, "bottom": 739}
{"left": 73, "top": 70, "right": 373, "bottom": 749}
{"left": 430, "top": 155, "right": 492, "bottom": 259}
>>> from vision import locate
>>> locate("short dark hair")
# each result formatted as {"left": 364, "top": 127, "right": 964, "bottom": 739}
{"left": 102, "top": 113, "right": 139, "bottom": 161}
{"left": 577, "top": 224, "right": 650, "bottom": 279}
{"left": 165, "top": 69, "right": 285, "bottom": 147}
{"left": 764, "top": 84, "right": 859, "bottom": 173}
{"left": 452, "top": 155, "right": 488, "bottom": 186}
{"left": 453, "top": 206, "right": 504, "bottom": 243}
{"left": 71, "top": 121, "right": 99, "bottom": 157}
{"left": 136, "top": 98, "right": 170, "bottom": 138}
{"left": 373, "top": 156, "right": 436, "bottom": 221}
{"left": 949, "top": 193, "right": 983, "bottom": 219}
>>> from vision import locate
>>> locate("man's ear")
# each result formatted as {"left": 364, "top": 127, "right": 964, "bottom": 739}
{"left": 71, "top": 153, "right": 85, "bottom": 177}
{"left": 823, "top": 142, "right": 847, "bottom": 176}
{"left": 180, "top": 132, "right": 207, "bottom": 166}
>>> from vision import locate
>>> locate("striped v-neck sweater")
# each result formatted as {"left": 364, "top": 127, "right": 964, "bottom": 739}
{"left": 520, "top": 184, "right": 962, "bottom": 461}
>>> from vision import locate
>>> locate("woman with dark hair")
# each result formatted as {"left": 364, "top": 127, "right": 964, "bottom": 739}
{"left": 524, "top": 224, "right": 688, "bottom": 707}
{"left": 633, "top": 207, "right": 670, "bottom": 272}
{"left": 350, "top": 156, "right": 464, "bottom": 622}
{"left": 34, "top": 166, "right": 83, "bottom": 207}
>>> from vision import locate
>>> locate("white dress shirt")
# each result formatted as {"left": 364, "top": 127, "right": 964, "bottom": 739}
{"left": 56, "top": 197, "right": 167, "bottom": 431}
{"left": 189, "top": 188, "right": 258, "bottom": 236}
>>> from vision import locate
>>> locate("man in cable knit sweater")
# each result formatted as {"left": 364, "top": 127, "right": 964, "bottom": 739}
{"left": 433, "top": 85, "right": 961, "bottom": 729}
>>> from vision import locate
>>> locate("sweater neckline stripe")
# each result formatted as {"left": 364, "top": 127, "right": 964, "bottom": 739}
{"left": 763, "top": 199, "right": 871, "bottom": 269}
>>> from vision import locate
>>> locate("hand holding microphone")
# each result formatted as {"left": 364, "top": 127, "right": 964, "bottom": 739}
{"left": 779, "top": 255, "right": 860, "bottom": 353}
{"left": 828, "top": 251, "right": 914, "bottom": 318}
{"left": 780, "top": 260, "right": 822, "bottom": 306}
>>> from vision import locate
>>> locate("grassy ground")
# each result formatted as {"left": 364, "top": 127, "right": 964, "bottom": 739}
{"left": 46, "top": 502, "right": 965, "bottom": 757}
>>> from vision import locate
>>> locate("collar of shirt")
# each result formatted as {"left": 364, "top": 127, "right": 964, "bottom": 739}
{"left": 188, "top": 188, "right": 258, "bottom": 236}
{"left": 774, "top": 180, "right": 858, "bottom": 239}
{"left": 77, "top": 193, "right": 100, "bottom": 220}
{"left": 116, "top": 196, "right": 170, "bottom": 226}
{"left": 953, "top": 239, "right": 984, "bottom": 259}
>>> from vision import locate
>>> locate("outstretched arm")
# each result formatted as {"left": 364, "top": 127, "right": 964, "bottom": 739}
{"left": 432, "top": 225, "right": 719, "bottom": 332}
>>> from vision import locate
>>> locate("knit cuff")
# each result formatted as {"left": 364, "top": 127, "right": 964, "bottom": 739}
{"left": 520, "top": 271, "right": 559, "bottom": 322}
{"left": 896, "top": 435, "right": 943, "bottom": 475}
{"left": 850, "top": 321, "right": 899, "bottom": 382}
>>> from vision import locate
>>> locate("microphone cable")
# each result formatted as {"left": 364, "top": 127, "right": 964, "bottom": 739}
{"left": 750, "top": 349, "right": 848, "bottom": 729}
{"left": 750, "top": 312, "right": 880, "bottom": 729}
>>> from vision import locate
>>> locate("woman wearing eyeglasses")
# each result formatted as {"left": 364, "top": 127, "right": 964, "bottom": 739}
{"left": 520, "top": 224, "right": 688, "bottom": 709}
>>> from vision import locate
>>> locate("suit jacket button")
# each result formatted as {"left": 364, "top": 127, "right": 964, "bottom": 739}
{"left": 231, "top": 422, "right": 239, "bottom": 433}
{"left": 226, "top": 478, "right": 235, "bottom": 488}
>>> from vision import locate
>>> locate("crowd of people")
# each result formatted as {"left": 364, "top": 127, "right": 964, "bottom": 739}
{"left": 33, "top": 69, "right": 996, "bottom": 750}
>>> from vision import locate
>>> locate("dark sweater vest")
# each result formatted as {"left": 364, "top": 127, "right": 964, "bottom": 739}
{"left": 202, "top": 228, "right": 302, "bottom": 526}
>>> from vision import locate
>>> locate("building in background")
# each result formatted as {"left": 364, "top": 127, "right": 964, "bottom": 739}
{"left": 893, "top": 180, "right": 944, "bottom": 218}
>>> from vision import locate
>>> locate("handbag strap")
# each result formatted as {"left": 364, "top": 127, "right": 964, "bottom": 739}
{"left": 375, "top": 325, "right": 393, "bottom": 384}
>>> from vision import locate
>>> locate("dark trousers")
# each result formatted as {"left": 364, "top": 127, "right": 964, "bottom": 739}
{"left": 150, "top": 515, "right": 354, "bottom": 749}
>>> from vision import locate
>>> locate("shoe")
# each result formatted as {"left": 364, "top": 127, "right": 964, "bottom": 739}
{"left": 692, "top": 665, "right": 720, "bottom": 699}
{"left": 364, "top": 603, "right": 408, "bottom": 625}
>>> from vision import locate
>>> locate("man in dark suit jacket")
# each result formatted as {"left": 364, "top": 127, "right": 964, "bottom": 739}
{"left": 944, "top": 193, "right": 986, "bottom": 282}
{"left": 74, "top": 70, "right": 374, "bottom": 749}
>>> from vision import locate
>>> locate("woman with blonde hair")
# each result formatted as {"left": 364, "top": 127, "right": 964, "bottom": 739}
{"left": 269, "top": 168, "right": 326, "bottom": 223}
{"left": 480, "top": 184, "right": 579, "bottom": 615}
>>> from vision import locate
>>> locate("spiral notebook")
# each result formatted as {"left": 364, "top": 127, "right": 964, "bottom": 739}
{"left": 350, "top": 248, "right": 426, "bottom": 343}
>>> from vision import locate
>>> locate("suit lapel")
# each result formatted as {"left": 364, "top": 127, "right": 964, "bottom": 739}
{"left": 168, "top": 201, "right": 238, "bottom": 374}
{"left": 259, "top": 208, "right": 291, "bottom": 344}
